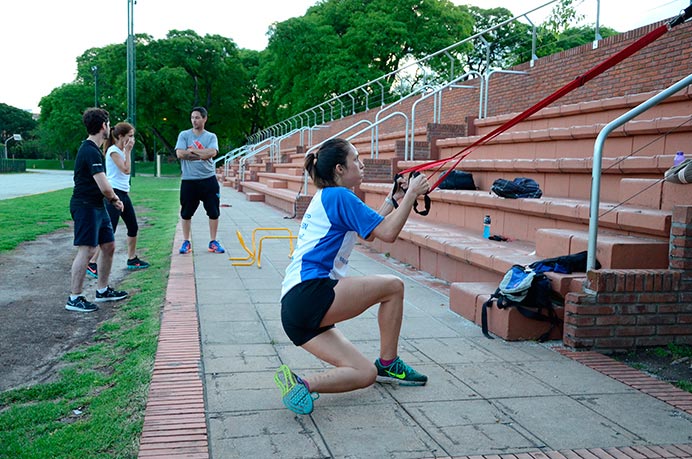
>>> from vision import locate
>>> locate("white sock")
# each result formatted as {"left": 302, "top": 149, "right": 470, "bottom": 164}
{"left": 97, "top": 287, "right": 108, "bottom": 294}
{"left": 70, "top": 294, "right": 82, "bottom": 301}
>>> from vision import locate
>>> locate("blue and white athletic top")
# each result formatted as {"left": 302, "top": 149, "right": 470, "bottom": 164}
{"left": 281, "top": 187, "right": 384, "bottom": 298}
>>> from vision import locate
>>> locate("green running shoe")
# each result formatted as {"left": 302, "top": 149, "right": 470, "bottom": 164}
{"left": 274, "top": 364, "right": 319, "bottom": 415}
{"left": 374, "top": 356, "right": 428, "bottom": 386}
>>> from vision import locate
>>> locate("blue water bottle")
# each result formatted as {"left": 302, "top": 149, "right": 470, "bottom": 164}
{"left": 674, "top": 151, "right": 685, "bottom": 166}
{"left": 483, "top": 215, "right": 491, "bottom": 239}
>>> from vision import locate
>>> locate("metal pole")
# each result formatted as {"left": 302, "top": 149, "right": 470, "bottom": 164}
{"left": 91, "top": 66, "right": 99, "bottom": 107}
{"left": 127, "top": 0, "right": 137, "bottom": 176}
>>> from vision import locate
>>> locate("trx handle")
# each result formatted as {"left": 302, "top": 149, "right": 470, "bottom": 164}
{"left": 668, "top": 4, "right": 692, "bottom": 28}
{"left": 390, "top": 172, "right": 431, "bottom": 216}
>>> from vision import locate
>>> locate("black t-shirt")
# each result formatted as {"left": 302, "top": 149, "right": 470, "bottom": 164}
{"left": 71, "top": 139, "right": 106, "bottom": 209}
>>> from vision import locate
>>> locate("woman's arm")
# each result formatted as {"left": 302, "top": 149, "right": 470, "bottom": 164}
{"left": 110, "top": 142, "right": 132, "bottom": 175}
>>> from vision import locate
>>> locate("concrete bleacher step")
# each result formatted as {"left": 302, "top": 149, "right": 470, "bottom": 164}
{"left": 361, "top": 181, "right": 671, "bottom": 240}
{"left": 241, "top": 181, "right": 299, "bottom": 215}
{"left": 449, "top": 281, "right": 565, "bottom": 341}
{"left": 246, "top": 192, "right": 265, "bottom": 202}
{"left": 272, "top": 164, "right": 305, "bottom": 176}
{"left": 536, "top": 228, "right": 669, "bottom": 269}
{"left": 265, "top": 178, "right": 288, "bottom": 189}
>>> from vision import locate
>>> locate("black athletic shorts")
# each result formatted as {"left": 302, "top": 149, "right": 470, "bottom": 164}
{"left": 179, "top": 176, "right": 220, "bottom": 220}
{"left": 281, "top": 278, "right": 338, "bottom": 346}
{"left": 71, "top": 205, "right": 115, "bottom": 247}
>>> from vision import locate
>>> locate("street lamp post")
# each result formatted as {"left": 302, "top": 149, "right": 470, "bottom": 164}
{"left": 91, "top": 66, "right": 99, "bottom": 107}
{"left": 127, "top": 0, "right": 137, "bottom": 176}
{"left": 3, "top": 134, "right": 23, "bottom": 160}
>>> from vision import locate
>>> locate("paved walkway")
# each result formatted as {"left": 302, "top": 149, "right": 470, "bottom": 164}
{"left": 139, "top": 186, "right": 692, "bottom": 459}
{"left": 0, "top": 169, "right": 73, "bottom": 200}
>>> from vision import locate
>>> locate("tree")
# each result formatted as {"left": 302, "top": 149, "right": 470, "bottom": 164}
{"left": 258, "top": 0, "right": 473, "bottom": 124}
{"left": 0, "top": 103, "right": 38, "bottom": 157}
{"left": 37, "top": 84, "right": 93, "bottom": 160}
{"left": 38, "top": 31, "right": 252, "bottom": 161}
{"left": 462, "top": 6, "right": 530, "bottom": 75}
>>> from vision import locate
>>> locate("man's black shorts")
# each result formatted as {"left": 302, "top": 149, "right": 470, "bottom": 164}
{"left": 180, "top": 176, "right": 220, "bottom": 220}
{"left": 71, "top": 205, "right": 115, "bottom": 247}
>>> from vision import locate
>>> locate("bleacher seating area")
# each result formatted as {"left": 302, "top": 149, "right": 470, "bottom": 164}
{"left": 219, "top": 19, "right": 692, "bottom": 352}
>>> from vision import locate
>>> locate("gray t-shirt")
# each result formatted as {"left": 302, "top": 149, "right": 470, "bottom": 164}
{"left": 175, "top": 129, "right": 219, "bottom": 180}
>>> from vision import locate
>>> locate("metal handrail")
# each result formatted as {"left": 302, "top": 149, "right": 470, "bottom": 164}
{"left": 587, "top": 73, "right": 692, "bottom": 272}
{"left": 482, "top": 69, "right": 529, "bottom": 118}
{"left": 409, "top": 71, "right": 481, "bottom": 159}
{"left": 300, "top": 113, "right": 408, "bottom": 195}
{"left": 374, "top": 85, "right": 435, "bottom": 158}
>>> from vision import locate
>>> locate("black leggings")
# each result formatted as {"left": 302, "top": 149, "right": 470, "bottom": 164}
{"left": 106, "top": 189, "right": 139, "bottom": 237}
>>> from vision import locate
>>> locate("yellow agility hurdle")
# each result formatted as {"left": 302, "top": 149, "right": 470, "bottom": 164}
{"left": 229, "top": 227, "right": 296, "bottom": 268}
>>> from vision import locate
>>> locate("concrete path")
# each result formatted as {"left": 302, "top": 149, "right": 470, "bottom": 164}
{"left": 139, "top": 185, "right": 692, "bottom": 459}
{"left": 0, "top": 169, "right": 73, "bottom": 200}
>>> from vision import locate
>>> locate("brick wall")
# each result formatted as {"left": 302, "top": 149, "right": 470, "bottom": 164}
{"left": 362, "top": 158, "right": 396, "bottom": 183}
{"left": 295, "top": 195, "right": 312, "bottom": 219}
{"left": 564, "top": 205, "right": 692, "bottom": 352}
{"left": 427, "top": 123, "right": 467, "bottom": 160}
{"left": 395, "top": 140, "right": 430, "bottom": 160}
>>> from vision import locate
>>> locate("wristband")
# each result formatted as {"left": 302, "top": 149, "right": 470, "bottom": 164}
{"left": 385, "top": 197, "right": 395, "bottom": 207}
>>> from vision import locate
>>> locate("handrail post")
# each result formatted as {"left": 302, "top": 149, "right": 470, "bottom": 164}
{"left": 587, "top": 73, "right": 692, "bottom": 272}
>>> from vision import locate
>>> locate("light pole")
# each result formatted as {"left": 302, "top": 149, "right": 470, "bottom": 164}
{"left": 91, "top": 66, "right": 99, "bottom": 107}
{"left": 127, "top": 0, "right": 137, "bottom": 176}
{"left": 3, "top": 134, "right": 22, "bottom": 160}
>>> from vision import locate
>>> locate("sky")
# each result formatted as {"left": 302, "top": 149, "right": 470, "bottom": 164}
{"left": 0, "top": 0, "right": 687, "bottom": 114}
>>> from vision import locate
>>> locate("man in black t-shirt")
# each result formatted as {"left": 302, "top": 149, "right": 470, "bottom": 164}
{"left": 66, "top": 108, "right": 129, "bottom": 312}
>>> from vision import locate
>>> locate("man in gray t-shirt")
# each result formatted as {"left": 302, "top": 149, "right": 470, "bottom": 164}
{"left": 175, "top": 106, "right": 225, "bottom": 255}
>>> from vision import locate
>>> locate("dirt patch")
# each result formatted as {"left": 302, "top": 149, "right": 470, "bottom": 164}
{"left": 0, "top": 227, "right": 129, "bottom": 392}
{"left": 614, "top": 348, "right": 692, "bottom": 388}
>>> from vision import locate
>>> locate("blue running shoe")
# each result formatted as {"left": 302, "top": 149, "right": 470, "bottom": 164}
{"left": 374, "top": 356, "right": 428, "bottom": 386}
{"left": 274, "top": 364, "right": 319, "bottom": 415}
{"left": 86, "top": 262, "right": 98, "bottom": 279}
{"left": 208, "top": 240, "right": 225, "bottom": 253}
{"left": 179, "top": 240, "right": 191, "bottom": 254}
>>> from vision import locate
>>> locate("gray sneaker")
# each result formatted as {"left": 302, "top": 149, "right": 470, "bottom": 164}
{"left": 94, "top": 286, "right": 128, "bottom": 302}
{"left": 65, "top": 296, "right": 99, "bottom": 312}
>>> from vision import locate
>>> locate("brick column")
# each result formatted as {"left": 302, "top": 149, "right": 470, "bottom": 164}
{"left": 564, "top": 205, "right": 692, "bottom": 352}
{"left": 427, "top": 123, "right": 467, "bottom": 160}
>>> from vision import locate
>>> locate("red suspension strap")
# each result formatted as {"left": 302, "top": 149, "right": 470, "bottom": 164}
{"left": 396, "top": 5, "right": 691, "bottom": 209}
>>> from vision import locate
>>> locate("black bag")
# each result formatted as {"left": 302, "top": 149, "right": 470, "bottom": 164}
{"left": 438, "top": 170, "right": 476, "bottom": 190}
{"left": 481, "top": 264, "right": 562, "bottom": 342}
{"left": 491, "top": 177, "right": 542, "bottom": 198}
{"left": 528, "top": 250, "right": 600, "bottom": 274}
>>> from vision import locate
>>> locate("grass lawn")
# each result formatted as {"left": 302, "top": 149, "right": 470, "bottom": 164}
{"left": 0, "top": 176, "right": 180, "bottom": 459}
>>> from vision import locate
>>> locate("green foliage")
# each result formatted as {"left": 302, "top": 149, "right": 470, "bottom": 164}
{"left": 259, "top": 0, "right": 473, "bottom": 123}
{"left": 0, "top": 103, "right": 37, "bottom": 158}
{"left": 0, "top": 176, "right": 180, "bottom": 458}
{"left": 37, "top": 84, "right": 94, "bottom": 160}
{"left": 464, "top": 6, "right": 529, "bottom": 74}
{"left": 0, "top": 103, "right": 37, "bottom": 140}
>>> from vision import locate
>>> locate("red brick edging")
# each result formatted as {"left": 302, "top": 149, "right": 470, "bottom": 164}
{"left": 556, "top": 349, "right": 692, "bottom": 415}
{"left": 138, "top": 225, "right": 209, "bottom": 459}
{"left": 442, "top": 444, "right": 692, "bottom": 459}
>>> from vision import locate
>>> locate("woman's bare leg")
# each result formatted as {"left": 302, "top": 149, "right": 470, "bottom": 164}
{"left": 299, "top": 274, "right": 405, "bottom": 393}
{"left": 301, "top": 328, "right": 375, "bottom": 393}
